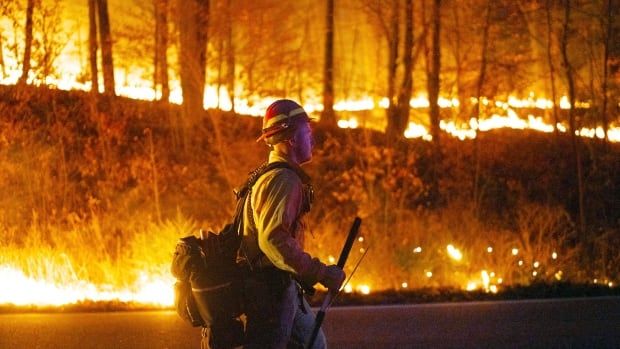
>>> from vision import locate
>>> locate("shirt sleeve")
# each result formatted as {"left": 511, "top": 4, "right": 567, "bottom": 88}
{"left": 252, "top": 169, "right": 326, "bottom": 285}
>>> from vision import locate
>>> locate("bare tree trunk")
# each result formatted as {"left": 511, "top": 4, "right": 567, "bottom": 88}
{"left": 87, "top": 0, "right": 100, "bottom": 150}
{"left": 321, "top": 0, "right": 336, "bottom": 125}
{"left": 451, "top": 3, "right": 466, "bottom": 121}
{"left": 145, "top": 128, "right": 162, "bottom": 223}
{"left": 213, "top": 0, "right": 224, "bottom": 109}
{"left": 178, "top": 0, "right": 209, "bottom": 122}
{"left": 0, "top": 31, "right": 6, "bottom": 78}
{"left": 561, "top": 0, "right": 585, "bottom": 234}
{"left": 473, "top": 0, "right": 491, "bottom": 217}
{"left": 97, "top": 0, "right": 115, "bottom": 96}
{"left": 383, "top": 0, "right": 400, "bottom": 237}
{"left": 393, "top": 0, "right": 413, "bottom": 139}
{"left": 154, "top": 0, "right": 170, "bottom": 102}
{"left": 154, "top": 0, "right": 159, "bottom": 95}
{"left": 385, "top": 0, "right": 400, "bottom": 140}
{"left": 422, "top": 0, "right": 442, "bottom": 205}
{"left": 545, "top": 0, "right": 560, "bottom": 141}
{"left": 587, "top": 39, "right": 596, "bottom": 108}
{"left": 600, "top": 0, "right": 612, "bottom": 150}
{"left": 225, "top": 0, "right": 235, "bottom": 113}
{"left": 427, "top": 0, "right": 441, "bottom": 147}
{"left": 159, "top": 0, "right": 170, "bottom": 102}
{"left": 161, "top": 1, "right": 170, "bottom": 101}
{"left": 19, "top": 0, "right": 35, "bottom": 85}
{"left": 88, "top": 0, "right": 99, "bottom": 94}
{"left": 216, "top": 28, "right": 223, "bottom": 109}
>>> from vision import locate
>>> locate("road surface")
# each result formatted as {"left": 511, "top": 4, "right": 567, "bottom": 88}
{"left": 0, "top": 297, "right": 618, "bottom": 348}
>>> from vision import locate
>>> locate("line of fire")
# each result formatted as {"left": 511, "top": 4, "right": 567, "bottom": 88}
{"left": 0, "top": 0, "right": 618, "bottom": 309}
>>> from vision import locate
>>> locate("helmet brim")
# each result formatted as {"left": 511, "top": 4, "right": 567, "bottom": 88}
{"left": 256, "top": 115, "right": 315, "bottom": 143}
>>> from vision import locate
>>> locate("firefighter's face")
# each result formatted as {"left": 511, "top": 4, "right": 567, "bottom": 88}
{"left": 292, "top": 121, "right": 314, "bottom": 164}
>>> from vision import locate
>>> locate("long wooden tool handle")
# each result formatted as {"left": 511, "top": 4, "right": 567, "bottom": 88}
{"left": 337, "top": 217, "right": 361, "bottom": 267}
{"left": 306, "top": 217, "right": 362, "bottom": 349}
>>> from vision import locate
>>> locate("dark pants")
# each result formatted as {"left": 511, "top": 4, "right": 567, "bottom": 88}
{"left": 200, "top": 268, "right": 325, "bottom": 349}
{"left": 200, "top": 318, "right": 244, "bottom": 349}
{"left": 245, "top": 270, "right": 325, "bottom": 349}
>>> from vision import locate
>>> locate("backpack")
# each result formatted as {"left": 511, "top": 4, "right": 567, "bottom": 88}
{"left": 171, "top": 162, "right": 294, "bottom": 329}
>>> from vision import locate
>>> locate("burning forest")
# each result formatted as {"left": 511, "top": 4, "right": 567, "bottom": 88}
{"left": 0, "top": 0, "right": 619, "bottom": 309}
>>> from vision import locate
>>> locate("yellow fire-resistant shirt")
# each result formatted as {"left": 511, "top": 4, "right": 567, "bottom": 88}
{"left": 242, "top": 150, "right": 326, "bottom": 285}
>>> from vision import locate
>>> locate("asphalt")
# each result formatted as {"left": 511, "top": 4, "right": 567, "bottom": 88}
{"left": 0, "top": 296, "right": 618, "bottom": 348}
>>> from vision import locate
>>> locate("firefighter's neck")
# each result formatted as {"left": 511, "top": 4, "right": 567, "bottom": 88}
{"left": 272, "top": 142, "right": 302, "bottom": 166}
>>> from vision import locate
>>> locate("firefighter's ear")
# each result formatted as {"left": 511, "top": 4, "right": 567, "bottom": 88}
{"left": 290, "top": 129, "right": 302, "bottom": 146}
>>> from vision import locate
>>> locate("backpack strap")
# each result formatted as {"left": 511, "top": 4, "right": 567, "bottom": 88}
{"left": 233, "top": 162, "right": 295, "bottom": 199}
{"left": 230, "top": 162, "right": 291, "bottom": 234}
{"left": 235, "top": 161, "right": 307, "bottom": 270}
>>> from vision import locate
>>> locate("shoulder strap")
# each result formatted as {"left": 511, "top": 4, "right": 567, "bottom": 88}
{"left": 233, "top": 161, "right": 294, "bottom": 200}
{"left": 235, "top": 161, "right": 304, "bottom": 270}
{"left": 230, "top": 162, "right": 292, "bottom": 236}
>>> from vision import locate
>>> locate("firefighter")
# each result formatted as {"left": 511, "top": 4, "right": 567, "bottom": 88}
{"left": 241, "top": 99, "right": 346, "bottom": 348}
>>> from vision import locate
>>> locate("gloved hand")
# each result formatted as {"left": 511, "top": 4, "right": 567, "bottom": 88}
{"left": 319, "top": 265, "right": 346, "bottom": 292}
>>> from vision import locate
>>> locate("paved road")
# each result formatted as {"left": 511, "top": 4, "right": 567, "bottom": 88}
{"left": 0, "top": 297, "right": 618, "bottom": 348}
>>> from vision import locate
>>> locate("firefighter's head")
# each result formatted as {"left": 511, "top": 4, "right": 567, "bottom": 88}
{"left": 257, "top": 99, "right": 314, "bottom": 164}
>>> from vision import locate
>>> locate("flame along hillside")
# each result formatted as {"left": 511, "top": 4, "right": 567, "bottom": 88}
{"left": 0, "top": 19, "right": 619, "bottom": 142}
{"left": 0, "top": 85, "right": 618, "bottom": 308}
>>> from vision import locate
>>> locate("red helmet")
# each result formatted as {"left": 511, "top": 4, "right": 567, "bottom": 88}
{"left": 256, "top": 99, "right": 310, "bottom": 144}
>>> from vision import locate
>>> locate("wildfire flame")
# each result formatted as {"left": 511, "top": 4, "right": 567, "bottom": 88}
{"left": 1, "top": 48, "right": 618, "bottom": 143}
{"left": 0, "top": 265, "right": 173, "bottom": 307}
{"left": 1, "top": 19, "right": 619, "bottom": 309}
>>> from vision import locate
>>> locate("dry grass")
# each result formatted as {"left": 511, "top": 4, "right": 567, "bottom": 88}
{"left": 0, "top": 85, "right": 618, "bottom": 294}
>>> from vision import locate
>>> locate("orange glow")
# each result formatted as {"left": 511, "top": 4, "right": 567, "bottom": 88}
{"left": 481, "top": 270, "right": 490, "bottom": 290}
{"left": 2, "top": 48, "right": 618, "bottom": 142}
{"left": 0, "top": 264, "right": 173, "bottom": 307}
{"left": 465, "top": 270, "right": 501, "bottom": 293}
{"left": 0, "top": 10, "right": 618, "bottom": 309}
{"left": 337, "top": 118, "right": 359, "bottom": 129}
{"left": 334, "top": 98, "right": 375, "bottom": 112}
{"left": 357, "top": 285, "right": 371, "bottom": 295}
{"left": 447, "top": 244, "right": 463, "bottom": 261}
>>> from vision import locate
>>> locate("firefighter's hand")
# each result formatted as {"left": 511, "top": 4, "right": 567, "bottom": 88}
{"left": 320, "top": 265, "right": 346, "bottom": 292}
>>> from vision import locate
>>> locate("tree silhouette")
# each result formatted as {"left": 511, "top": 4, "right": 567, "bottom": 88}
{"left": 322, "top": 0, "right": 336, "bottom": 126}
{"left": 178, "top": 0, "right": 209, "bottom": 123}
{"left": 154, "top": 0, "right": 170, "bottom": 102}
{"left": 97, "top": 0, "right": 115, "bottom": 96}
{"left": 18, "top": 0, "right": 35, "bottom": 85}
